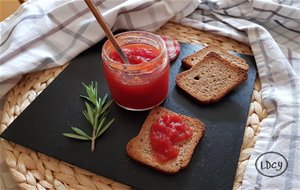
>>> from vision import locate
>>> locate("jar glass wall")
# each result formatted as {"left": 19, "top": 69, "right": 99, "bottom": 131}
{"left": 102, "top": 31, "right": 170, "bottom": 111}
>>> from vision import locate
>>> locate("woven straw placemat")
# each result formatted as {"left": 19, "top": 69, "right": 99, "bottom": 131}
{"left": 0, "top": 22, "right": 267, "bottom": 190}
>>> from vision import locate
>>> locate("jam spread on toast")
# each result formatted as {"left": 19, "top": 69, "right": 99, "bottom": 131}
{"left": 150, "top": 114, "right": 193, "bottom": 162}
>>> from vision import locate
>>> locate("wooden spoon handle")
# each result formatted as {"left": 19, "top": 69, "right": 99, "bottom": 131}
{"left": 84, "top": 0, "right": 129, "bottom": 64}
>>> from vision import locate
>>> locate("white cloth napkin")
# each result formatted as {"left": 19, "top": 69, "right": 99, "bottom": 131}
{"left": 0, "top": 0, "right": 299, "bottom": 190}
{"left": 0, "top": 0, "right": 199, "bottom": 99}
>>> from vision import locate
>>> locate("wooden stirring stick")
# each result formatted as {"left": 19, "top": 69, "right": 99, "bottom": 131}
{"left": 84, "top": 0, "right": 130, "bottom": 65}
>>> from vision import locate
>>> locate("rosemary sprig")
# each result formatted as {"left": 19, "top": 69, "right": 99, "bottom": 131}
{"left": 63, "top": 81, "right": 115, "bottom": 152}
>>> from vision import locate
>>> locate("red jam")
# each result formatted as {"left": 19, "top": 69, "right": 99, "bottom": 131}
{"left": 109, "top": 44, "right": 160, "bottom": 64}
{"left": 102, "top": 39, "right": 169, "bottom": 110}
{"left": 150, "top": 114, "right": 193, "bottom": 162}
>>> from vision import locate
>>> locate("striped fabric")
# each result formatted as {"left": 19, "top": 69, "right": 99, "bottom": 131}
{"left": 174, "top": 0, "right": 300, "bottom": 189}
{"left": 0, "top": 0, "right": 199, "bottom": 99}
{"left": 0, "top": 0, "right": 299, "bottom": 190}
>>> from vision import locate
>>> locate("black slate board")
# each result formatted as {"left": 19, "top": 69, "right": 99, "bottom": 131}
{"left": 1, "top": 40, "right": 256, "bottom": 190}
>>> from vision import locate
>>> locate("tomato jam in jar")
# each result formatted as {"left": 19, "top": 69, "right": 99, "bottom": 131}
{"left": 102, "top": 31, "right": 169, "bottom": 111}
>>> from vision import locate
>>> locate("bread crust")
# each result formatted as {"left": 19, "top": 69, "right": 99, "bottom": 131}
{"left": 126, "top": 107, "right": 206, "bottom": 174}
{"left": 176, "top": 52, "right": 248, "bottom": 104}
{"left": 182, "top": 45, "right": 249, "bottom": 71}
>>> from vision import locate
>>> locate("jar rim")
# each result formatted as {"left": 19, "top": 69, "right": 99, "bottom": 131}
{"left": 102, "top": 31, "right": 167, "bottom": 72}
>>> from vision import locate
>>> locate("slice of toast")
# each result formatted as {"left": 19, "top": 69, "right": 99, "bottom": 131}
{"left": 176, "top": 52, "right": 248, "bottom": 104}
{"left": 182, "top": 45, "right": 249, "bottom": 71}
{"left": 126, "top": 106, "right": 205, "bottom": 174}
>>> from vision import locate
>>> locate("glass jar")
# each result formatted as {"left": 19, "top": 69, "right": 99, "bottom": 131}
{"left": 102, "top": 31, "right": 169, "bottom": 111}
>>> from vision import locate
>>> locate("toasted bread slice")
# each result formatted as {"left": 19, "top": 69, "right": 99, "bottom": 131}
{"left": 182, "top": 45, "right": 249, "bottom": 71}
{"left": 126, "top": 107, "right": 205, "bottom": 174}
{"left": 176, "top": 52, "right": 248, "bottom": 104}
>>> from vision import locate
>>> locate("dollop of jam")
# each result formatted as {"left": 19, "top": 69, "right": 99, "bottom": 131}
{"left": 110, "top": 44, "right": 160, "bottom": 64}
{"left": 150, "top": 114, "right": 193, "bottom": 162}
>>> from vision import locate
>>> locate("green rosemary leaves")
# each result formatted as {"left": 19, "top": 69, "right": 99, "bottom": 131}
{"left": 63, "top": 81, "right": 115, "bottom": 152}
